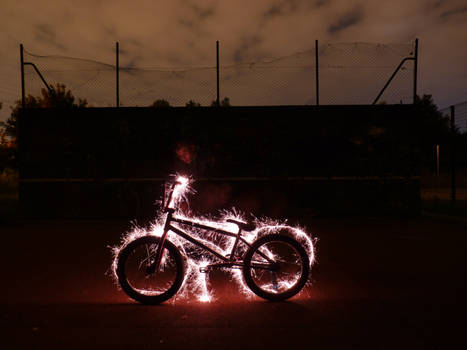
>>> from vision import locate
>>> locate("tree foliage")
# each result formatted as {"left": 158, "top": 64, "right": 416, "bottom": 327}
{"left": 211, "top": 97, "right": 231, "bottom": 107}
{"left": 0, "top": 102, "right": 17, "bottom": 171}
{"left": 416, "top": 94, "right": 452, "bottom": 146}
{"left": 150, "top": 99, "right": 171, "bottom": 108}
{"left": 2, "top": 83, "right": 88, "bottom": 139}
{"left": 151, "top": 97, "right": 232, "bottom": 108}
{"left": 185, "top": 100, "right": 201, "bottom": 107}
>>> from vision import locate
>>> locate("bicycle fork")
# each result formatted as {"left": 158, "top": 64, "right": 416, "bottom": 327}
{"left": 146, "top": 209, "right": 173, "bottom": 275}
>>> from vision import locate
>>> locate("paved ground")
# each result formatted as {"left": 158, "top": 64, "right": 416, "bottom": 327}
{"left": 1, "top": 216, "right": 466, "bottom": 349}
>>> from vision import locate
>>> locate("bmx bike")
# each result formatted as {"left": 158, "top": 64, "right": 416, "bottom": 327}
{"left": 114, "top": 176, "right": 314, "bottom": 304}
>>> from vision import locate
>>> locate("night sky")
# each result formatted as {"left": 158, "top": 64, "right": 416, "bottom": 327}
{"left": 1, "top": 0, "right": 466, "bottom": 121}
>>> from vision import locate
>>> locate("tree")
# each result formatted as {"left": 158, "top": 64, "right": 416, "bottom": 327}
{"left": 150, "top": 99, "right": 171, "bottom": 108}
{"left": 412, "top": 94, "right": 458, "bottom": 172}
{"left": 0, "top": 126, "right": 16, "bottom": 172}
{"left": 416, "top": 94, "right": 452, "bottom": 145}
{"left": 35, "top": 83, "right": 88, "bottom": 108}
{"left": 210, "top": 97, "right": 231, "bottom": 107}
{"left": 3, "top": 83, "right": 88, "bottom": 140}
{"left": 0, "top": 101, "right": 17, "bottom": 172}
{"left": 185, "top": 100, "right": 201, "bottom": 107}
{"left": 0, "top": 102, "right": 4, "bottom": 146}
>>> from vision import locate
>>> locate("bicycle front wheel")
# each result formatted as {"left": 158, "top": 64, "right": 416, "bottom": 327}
{"left": 116, "top": 235, "right": 185, "bottom": 304}
{"left": 243, "top": 234, "right": 310, "bottom": 301}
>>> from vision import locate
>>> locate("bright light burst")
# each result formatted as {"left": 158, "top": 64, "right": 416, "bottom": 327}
{"left": 168, "top": 175, "right": 191, "bottom": 209}
{"left": 111, "top": 174, "right": 316, "bottom": 303}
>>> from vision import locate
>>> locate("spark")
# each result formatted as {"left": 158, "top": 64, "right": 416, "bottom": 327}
{"left": 168, "top": 175, "right": 192, "bottom": 209}
{"left": 111, "top": 174, "right": 316, "bottom": 303}
{"left": 196, "top": 260, "right": 213, "bottom": 302}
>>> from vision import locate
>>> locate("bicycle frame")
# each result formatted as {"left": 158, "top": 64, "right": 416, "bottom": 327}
{"left": 113, "top": 175, "right": 315, "bottom": 303}
{"left": 149, "top": 208, "right": 275, "bottom": 274}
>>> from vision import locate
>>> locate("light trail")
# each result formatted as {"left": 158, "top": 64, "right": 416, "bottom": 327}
{"left": 111, "top": 175, "right": 316, "bottom": 303}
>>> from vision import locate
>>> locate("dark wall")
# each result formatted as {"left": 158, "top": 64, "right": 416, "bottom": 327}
{"left": 18, "top": 105, "right": 421, "bottom": 218}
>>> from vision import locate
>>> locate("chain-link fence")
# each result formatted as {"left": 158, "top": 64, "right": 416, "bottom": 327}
{"left": 22, "top": 41, "right": 416, "bottom": 107}
{"left": 440, "top": 102, "right": 467, "bottom": 134}
{"left": 423, "top": 101, "right": 467, "bottom": 210}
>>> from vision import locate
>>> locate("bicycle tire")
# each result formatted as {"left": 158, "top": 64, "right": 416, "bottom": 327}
{"left": 117, "top": 235, "right": 185, "bottom": 304}
{"left": 243, "top": 234, "right": 310, "bottom": 301}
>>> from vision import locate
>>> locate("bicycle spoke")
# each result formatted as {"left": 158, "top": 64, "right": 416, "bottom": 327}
{"left": 137, "top": 244, "right": 156, "bottom": 270}
{"left": 121, "top": 237, "right": 181, "bottom": 298}
{"left": 245, "top": 235, "right": 309, "bottom": 298}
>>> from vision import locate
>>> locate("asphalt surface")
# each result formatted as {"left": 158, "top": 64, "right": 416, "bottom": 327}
{"left": 1, "top": 216, "right": 466, "bottom": 349}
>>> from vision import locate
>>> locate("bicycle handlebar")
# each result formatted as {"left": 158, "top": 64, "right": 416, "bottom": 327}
{"left": 163, "top": 180, "right": 183, "bottom": 212}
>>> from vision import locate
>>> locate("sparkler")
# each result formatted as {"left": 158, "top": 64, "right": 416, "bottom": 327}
{"left": 111, "top": 175, "right": 316, "bottom": 303}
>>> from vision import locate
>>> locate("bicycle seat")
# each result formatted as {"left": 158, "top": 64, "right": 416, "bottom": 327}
{"left": 226, "top": 219, "right": 256, "bottom": 232}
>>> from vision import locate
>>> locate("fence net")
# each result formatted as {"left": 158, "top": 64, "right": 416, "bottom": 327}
{"left": 437, "top": 101, "right": 467, "bottom": 195}
{"left": 440, "top": 102, "right": 467, "bottom": 134}
{"left": 23, "top": 41, "right": 415, "bottom": 107}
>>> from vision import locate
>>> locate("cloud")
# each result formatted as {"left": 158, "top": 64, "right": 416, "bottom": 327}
{"left": 179, "top": 19, "right": 195, "bottom": 30}
{"left": 177, "top": 0, "right": 217, "bottom": 33}
{"left": 0, "top": 0, "right": 467, "bottom": 122}
{"left": 440, "top": 6, "right": 467, "bottom": 18}
{"left": 328, "top": 8, "right": 363, "bottom": 35}
{"left": 34, "top": 23, "right": 66, "bottom": 51}
{"left": 232, "top": 36, "right": 263, "bottom": 63}
{"left": 263, "top": 0, "right": 301, "bottom": 18}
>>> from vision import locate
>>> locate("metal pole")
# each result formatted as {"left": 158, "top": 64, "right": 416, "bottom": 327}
{"left": 413, "top": 38, "right": 418, "bottom": 104}
{"left": 216, "top": 40, "right": 220, "bottom": 106}
{"left": 373, "top": 57, "right": 413, "bottom": 105}
{"left": 450, "top": 105, "right": 456, "bottom": 203}
{"left": 20, "top": 44, "right": 25, "bottom": 109}
{"left": 116, "top": 42, "right": 119, "bottom": 107}
{"left": 315, "top": 40, "right": 319, "bottom": 106}
{"left": 24, "top": 63, "right": 52, "bottom": 92}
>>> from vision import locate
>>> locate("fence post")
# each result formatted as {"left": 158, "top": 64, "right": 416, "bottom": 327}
{"left": 216, "top": 40, "right": 220, "bottom": 106}
{"left": 436, "top": 144, "right": 440, "bottom": 177}
{"left": 450, "top": 105, "right": 456, "bottom": 203}
{"left": 20, "top": 44, "right": 25, "bottom": 109}
{"left": 116, "top": 42, "right": 119, "bottom": 108}
{"left": 413, "top": 38, "right": 418, "bottom": 104}
{"left": 315, "top": 40, "right": 319, "bottom": 106}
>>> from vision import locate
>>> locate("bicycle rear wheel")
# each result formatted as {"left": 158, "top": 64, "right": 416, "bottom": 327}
{"left": 243, "top": 234, "right": 310, "bottom": 301}
{"left": 116, "top": 236, "right": 185, "bottom": 304}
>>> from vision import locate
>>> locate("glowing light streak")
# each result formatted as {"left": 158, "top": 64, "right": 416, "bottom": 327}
{"left": 197, "top": 260, "right": 213, "bottom": 302}
{"left": 111, "top": 174, "right": 316, "bottom": 302}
